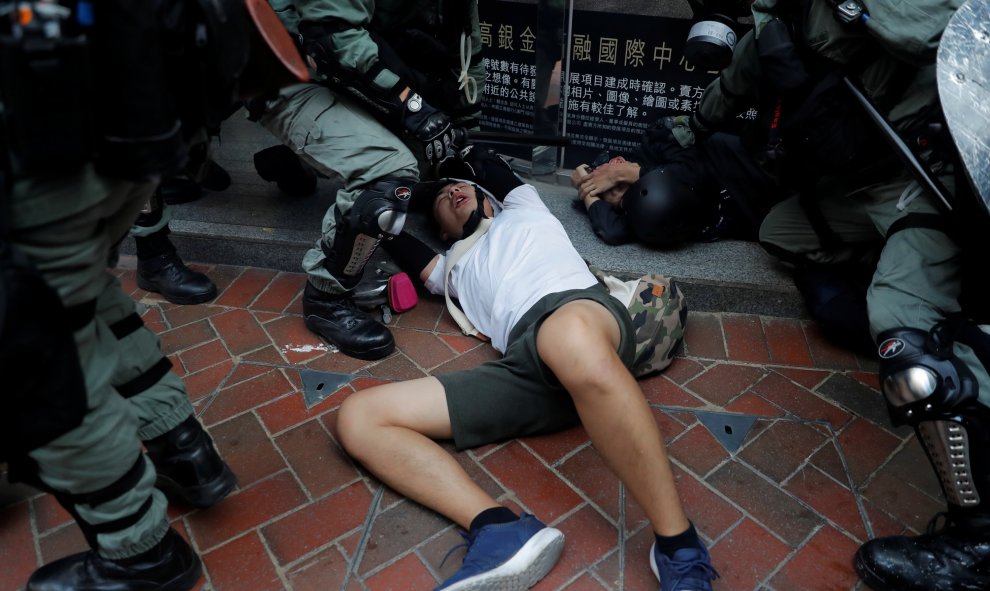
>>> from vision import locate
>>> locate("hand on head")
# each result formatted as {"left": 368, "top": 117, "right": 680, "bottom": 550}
{"left": 576, "top": 157, "right": 636, "bottom": 206}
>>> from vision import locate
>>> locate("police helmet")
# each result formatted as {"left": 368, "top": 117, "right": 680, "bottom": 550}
{"left": 623, "top": 166, "right": 705, "bottom": 246}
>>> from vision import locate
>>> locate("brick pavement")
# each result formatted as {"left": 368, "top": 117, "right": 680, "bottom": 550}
{"left": 0, "top": 258, "right": 944, "bottom": 591}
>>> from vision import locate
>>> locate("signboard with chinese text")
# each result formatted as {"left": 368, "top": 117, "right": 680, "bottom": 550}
{"left": 478, "top": 0, "right": 540, "bottom": 159}
{"left": 477, "top": 2, "right": 758, "bottom": 169}
{"left": 563, "top": 10, "right": 752, "bottom": 167}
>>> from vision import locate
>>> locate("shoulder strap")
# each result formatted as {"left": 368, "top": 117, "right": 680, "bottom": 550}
{"left": 443, "top": 217, "right": 493, "bottom": 338}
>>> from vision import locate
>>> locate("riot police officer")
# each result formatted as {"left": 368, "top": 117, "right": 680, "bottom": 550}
{"left": 0, "top": 0, "right": 306, "bottom": 588}
{"left": 249, "top": 0, "right": 484, "bottom": 360}
{"left": 688, "top": 0, "right": 990, "bottom": 588}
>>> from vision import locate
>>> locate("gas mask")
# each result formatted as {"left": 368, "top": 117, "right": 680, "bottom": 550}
{"left": 684, "top": 0, "right": 752, "bottom": 71}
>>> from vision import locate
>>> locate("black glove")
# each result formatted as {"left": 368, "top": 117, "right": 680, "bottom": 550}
{"left": 298, "top": 22, "right": 337, "bottom": 78}
{"left": 402, "top": 93, "right": 466, "bottom": 168}
{"left": 439, "top": 145, "right": 523, "bottom": 202}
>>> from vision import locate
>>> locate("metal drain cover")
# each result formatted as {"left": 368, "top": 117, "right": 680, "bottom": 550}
{"left": 693, "top": 410, "right": 758, "bottom": 454}
{"left": 300, "top": 369, "right": 356, "bottom": 408}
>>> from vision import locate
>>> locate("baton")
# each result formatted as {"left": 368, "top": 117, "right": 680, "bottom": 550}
{"left": 467, "top": 130, "right": 571, "bottom": 147}
{"left": 843, "top": 77, "right": 954, "bottom": 213}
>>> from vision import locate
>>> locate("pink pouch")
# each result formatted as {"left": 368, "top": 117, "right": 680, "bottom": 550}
{"left": 387, "top": 272, "right": 418, "bottom": 313}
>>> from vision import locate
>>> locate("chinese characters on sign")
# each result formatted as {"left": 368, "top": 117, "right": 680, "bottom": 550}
{"left": 478, "top": 2, "right": 757, "bottom": 168}
{"left": 561, "top": 11, "right": 735, "bottom": 166}
{"left": 478, "top": 1, "right": 539, "bottom": 159}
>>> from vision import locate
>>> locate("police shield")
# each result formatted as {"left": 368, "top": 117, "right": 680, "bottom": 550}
{"left": 937, "top": 0, "right": 990, "bottom": 211}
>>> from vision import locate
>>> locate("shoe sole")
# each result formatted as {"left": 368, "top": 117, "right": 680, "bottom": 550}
{"left": 441, "top": 527, "right": 565, "bottom": 591}
{"left": 157, "top": 464, "right": 238, "bottom": 509}
{"left": 160, "top": 553, "right": 204, "bottom": 591}
{"left": 137, "top": 277, "right": 218, "bottom": 305}
{"left": 853, "top": 552, "right": 908, "bottom": 591}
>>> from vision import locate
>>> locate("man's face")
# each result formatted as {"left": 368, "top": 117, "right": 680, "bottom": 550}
{"left": 433, "top": 182, "right": 480, "bottom": 241}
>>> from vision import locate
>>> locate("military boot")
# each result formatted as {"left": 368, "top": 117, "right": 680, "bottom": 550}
{"left": 855, "top": 513, "right": 990, "bottom": 591}
{"left": 137, "top": 250, "right": 217, "bottom": 305}
{"left": 144, "top": 415, "right": 237, "bottom": 509}
{"left": 303, "top": 282, "right": 395, "bottom": 360}
{"left": 26, "top": 528, "right": 201, "bottom": 591}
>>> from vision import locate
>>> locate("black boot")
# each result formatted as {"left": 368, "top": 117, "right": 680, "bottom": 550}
{"left": 144, "top": 415, "right": 237, "bottom": 509}
{"left": 137, "top": 251, "right": 218, "bottom": 305}
{"left": 26, "top": 528, "right": 201, "bottom": 591}
{"left": 197, "top": 160, "right": 231, "bottom": 192}
{"left": 157, "top": 176, "right": 202, "bottom": 205}
{"left": 855, "top": 514, "right": 990, "bottom": 591}
{"left": 253, "top": 144, "right": 318, "bottom": 197}
{"left": 303, "top": 282, "right": 395, "bottom": 360}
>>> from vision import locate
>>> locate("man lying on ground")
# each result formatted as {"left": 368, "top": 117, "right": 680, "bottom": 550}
{"left": 336, "top": 146, "right": 718, "bottom": 591}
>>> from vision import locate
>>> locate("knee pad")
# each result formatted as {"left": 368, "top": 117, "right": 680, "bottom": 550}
{"left": 879, "top": 326, "right": 990, "bottom": 508}
{"left": 322, "top": 177, "right": 413, "bottom": 286}
{"left": 346, "top": 176, "right": 413, "bottom": 237}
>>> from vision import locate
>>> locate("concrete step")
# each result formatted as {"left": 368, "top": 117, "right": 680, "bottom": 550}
{"left": 121, "top": 114, "right": 805, "bottom": 318}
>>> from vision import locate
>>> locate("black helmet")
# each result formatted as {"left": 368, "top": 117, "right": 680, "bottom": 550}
{"left": 623, "top": 166, "right": 708, "bottom": 246}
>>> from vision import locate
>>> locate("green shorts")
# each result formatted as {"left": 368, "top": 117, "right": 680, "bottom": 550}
{"left": 438, "top": 285, "right": 635, "bottom": 450}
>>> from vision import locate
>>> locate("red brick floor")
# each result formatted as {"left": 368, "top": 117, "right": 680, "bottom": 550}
{"left": 0, "top": 258, "right": 944, "bottom": 591}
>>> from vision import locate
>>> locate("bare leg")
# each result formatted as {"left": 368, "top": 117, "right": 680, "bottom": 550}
{"left": 536, "top": 300, "right": 690, "bottom": 536}
{"left": 336, "top": 377, "right": 501, "bottom": 529}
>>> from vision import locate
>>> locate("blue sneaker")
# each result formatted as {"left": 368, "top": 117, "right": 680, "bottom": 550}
{"left": 435, "top": 513, "right": 565, "bottom": 591}
{"left": 650, "top": 540, "right": 719, "bottom": 591}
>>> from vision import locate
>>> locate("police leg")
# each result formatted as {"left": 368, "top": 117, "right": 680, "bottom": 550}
{"left": 854, "top": 176, "right": 990, "bottom": 590}
{"left": 131, "top": 188, "right": 217, "bottom": 305}
{"left": 759, "top": 191, "right": 882, "bottom": 355}
{"left": 107, "top": 181, "right": 234, "bottom": 507}
{"left": 302, "top": 176, "right": 413, "bottom": 359}
{"left": 257, "top": 84, "right": 419, "bottom": 360}
{"left": 100, "top": 194, "right": 236, "bottom": 510}
{"left": 855, "top": 324, "right": 990, "bottom": 591}
{"left": 9, "top": 171, "right": 201, "bottom": 590}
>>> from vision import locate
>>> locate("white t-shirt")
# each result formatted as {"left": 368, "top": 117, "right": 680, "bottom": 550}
{"left": 424, "top": 184, "right": 598, "bottom": 352}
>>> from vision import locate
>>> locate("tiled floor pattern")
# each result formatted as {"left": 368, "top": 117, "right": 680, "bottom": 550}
{"left": 0, "top": 258, "right": 944, "bottom": 591}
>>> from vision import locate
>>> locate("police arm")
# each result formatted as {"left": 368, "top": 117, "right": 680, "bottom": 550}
{"left": 692, "top": 29, "right": 762, "bottom": 137}
{"left": 296, "top": 0, "right": 462, "bottom": 167}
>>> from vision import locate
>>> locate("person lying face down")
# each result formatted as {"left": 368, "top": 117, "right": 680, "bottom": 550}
{"left": 343, "top": 146, "right": 719, "bottom": 591}
{"left": 571, "top": 154, "right": 713, "bottom": 247}
{"left": 569, "top": 116, "right": 767, "bottom": 246}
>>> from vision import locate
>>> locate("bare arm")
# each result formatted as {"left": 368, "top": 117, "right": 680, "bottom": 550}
{"left": 420, "top": 255, "right": 441, "bottom": 284}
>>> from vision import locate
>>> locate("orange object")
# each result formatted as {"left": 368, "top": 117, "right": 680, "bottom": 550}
{"left": 18, "top": 5, "right": 33, "bottom": 26}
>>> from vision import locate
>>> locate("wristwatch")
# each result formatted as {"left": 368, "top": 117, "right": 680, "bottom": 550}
{"left": 406, "top": 93, "right": 423, "bottom": 113}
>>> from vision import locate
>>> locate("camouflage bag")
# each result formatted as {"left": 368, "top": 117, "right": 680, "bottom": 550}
{"left": 591, "top": 268, "right": 688, "bottom": 377}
